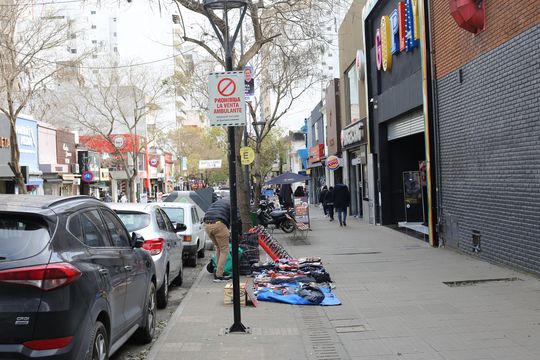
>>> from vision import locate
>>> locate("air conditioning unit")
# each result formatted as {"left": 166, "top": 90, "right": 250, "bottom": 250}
{"left": 72, "top": 164, "right": 80, "bottom": 174}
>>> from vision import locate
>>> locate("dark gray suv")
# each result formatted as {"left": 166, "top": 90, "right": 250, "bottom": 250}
{"left": 0, "top": 195, "right": 157, "bottom": 360}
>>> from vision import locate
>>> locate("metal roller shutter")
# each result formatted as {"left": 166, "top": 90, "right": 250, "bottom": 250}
{"left": 387, "top": 111, "right": 424, "bottom": 141}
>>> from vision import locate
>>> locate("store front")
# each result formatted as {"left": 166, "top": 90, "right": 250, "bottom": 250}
{"left": 341, "top": 119, "right": 368, "bottom": 219}
{"left": 362, "top": 0, "right": 437, "bottom": 243}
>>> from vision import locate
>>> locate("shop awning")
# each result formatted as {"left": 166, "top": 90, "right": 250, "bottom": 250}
{"left": 0, "top": 165, "right": 14, "bottom": 178}
{"left": 27, "top": 177, "right": 43, "bottom": 186}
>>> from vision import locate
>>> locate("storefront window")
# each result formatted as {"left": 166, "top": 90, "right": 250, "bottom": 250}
{"left": 346, "top": 64, "right": 360, "bottom": 125}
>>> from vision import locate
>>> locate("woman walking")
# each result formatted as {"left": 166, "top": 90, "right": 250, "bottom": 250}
{"left": 334, "top": 183, "right": 350, "bottom": 226}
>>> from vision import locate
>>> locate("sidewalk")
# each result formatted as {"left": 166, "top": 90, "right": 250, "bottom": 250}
{"left": 148, "top": 209, "right": 540, "bottom": 360}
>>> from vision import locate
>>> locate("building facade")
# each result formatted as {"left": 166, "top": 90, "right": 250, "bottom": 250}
{"left": 430, "top": 0, "right": 540, "bottom": 273}
{"left": 307, "top": 101, "right": 326, "bottom": 205}
{"left": 338, "top": 0, "right": 370, "bottom": 221}
{"left": 362, "top": 0, "right": 437, "bottom": 243}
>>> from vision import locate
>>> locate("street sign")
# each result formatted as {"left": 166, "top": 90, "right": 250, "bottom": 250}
{"left": 208, "top": 71, "right": 246, "bottom": 127}
{"left": 199, "top": 159, "right": 222, "bottom": 169}
{"left": 82, "top": 170, "right": 94, "bottom": 182}
{"left": 240, "top": 146, "right": 255, "bottom": 165}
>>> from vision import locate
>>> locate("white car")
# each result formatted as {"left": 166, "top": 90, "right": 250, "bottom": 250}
{"left": 158, "top": 202, "right": 206, "bottom": 267}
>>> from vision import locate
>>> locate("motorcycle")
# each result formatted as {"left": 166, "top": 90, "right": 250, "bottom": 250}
{"left": 256, "top": 200, "right": 296, "bottom": 233}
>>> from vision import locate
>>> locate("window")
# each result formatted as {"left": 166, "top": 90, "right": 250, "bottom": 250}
{"left": 92, "top": 69, "right": 99, "bottom": 74}
{"left": 113, "top": 32, "right": 117, "bottom": 37}
{"left": 91, "top": 40, "right": 97, "bottom": 44}
{"left": 92, "top": 54, "right": 98, "bottom": 59}
{"left": 91, "top": 10, "right": 96, "bottom": 15}
{"left": 162, "top": 207, "right": 184, "bottom": 225}
{"left": 70, "top": 49, "right": 77, "bottom": 54}
{"left": 155, "top": 210, "right": 167, "bottom": 231}
{"left": 0, "top": 214, "right": 50, "bottom": 261}
{"left": 100, "top": 210, "right": 130, "bottom": 247}
{"left": 79, "top": 210, "right": 109, "bottom": 247}
{"left": 115, "top": 212, "right": 150, "bottom": 232}
{"left": 91, "top": 25, "right": 96, "bottom": 29}
{"left": 191, "top": 208, "right": 199, "bottom": 224}
{"left": 159, "top": 209, "right": 175, "bottom": 232}
{"left": 113, "top": 47, "right": 118, "bottom": 53}
{"left": 113, "top": 17, "right": 117, "bottom": 22}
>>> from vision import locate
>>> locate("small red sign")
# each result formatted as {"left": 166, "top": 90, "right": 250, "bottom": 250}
{"left": 149, "top": 157, "right": 159, "bottom": 167}
{"left": 217, "top": 78, "right": 236, "bottom": 97}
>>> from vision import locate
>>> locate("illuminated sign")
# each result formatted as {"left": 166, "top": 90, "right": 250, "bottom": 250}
{"left": 375, "top": 0, "right": 419, "bottom": 72}
{"left": 327, "top": 155, "right": 340, "bottom": 170}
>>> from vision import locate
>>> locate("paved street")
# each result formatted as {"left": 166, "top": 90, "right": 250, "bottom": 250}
{"left": 147, "top": 209, "right": 540, "bottom": 360}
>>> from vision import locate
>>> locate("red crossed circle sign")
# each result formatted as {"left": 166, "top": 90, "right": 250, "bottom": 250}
{"left": 217, "top": 77, "right": 236, "bottom": 97}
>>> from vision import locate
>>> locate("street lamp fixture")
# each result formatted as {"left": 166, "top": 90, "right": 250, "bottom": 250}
{"left": 202, "top": 0, "right": 249, "bottom": 334}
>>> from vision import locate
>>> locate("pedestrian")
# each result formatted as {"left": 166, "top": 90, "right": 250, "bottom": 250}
{"left": 103, "top": 193, "right": 112, "bottom": 203}
{"left": 319, "top": 185, "right": 328, "bottom": 216}
{"left": 294, "top": 185, "right": 305, "bottom": 197}
{"left": 279, "top": 183, "right": 293, "bottom": 209}
{"left": 203, "top": 198, "right": 233, "bottom": 282}
{"left": 326, "top": 186, "right": 335, "bottom": 221}
{"left": 334, "top": 183, "right": 351, "bottom": 226}
{"left": 119, "top": 192, "right": 128, "bottom": 203}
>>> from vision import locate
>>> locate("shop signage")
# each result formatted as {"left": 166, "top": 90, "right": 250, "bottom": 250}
{"left": 149, "top": 157, "right": 159, "bottom": 167}
{"left": 113, "top": 136, "right": 125, "bottom": 149}
{"left": 199, "top": 159, "right": 222, "bottom": 169}
{"left": 324, "top": 79, "right": 340, "bottom": 156}
{"left": 82, "top": 171, "right": 94, "bottom": 182}
{"left": 0, "top": 137, "right": 10, "bottom": 148}
{"left": 308, "top": 144, "right": 324, "bottom": 164}
{"left": 56, "top": 130, "right": 76, "bottom": 165}
{"left": 80, "top": 134, "right": 142, "bottom": 154}
{"left": 341, "top": 120, "right": 366, "bottom": 148}
{"left": 355, "top": 50, "right": 365, "bottom": 80}
{"left": 326, "top": 155, "right": 341, "bottom": 170}
{"left": 375, "top": 0, "right": 419, "bottom": 72}
{"left": 208, "top": 71, "right": 246, "bottom": 127}
{"left": 240, "top": 146, "right": 255, "bottom": 165}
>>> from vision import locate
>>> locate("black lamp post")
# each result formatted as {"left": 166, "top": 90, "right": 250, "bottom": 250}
{"left": 203, "top": 0, "right": 249, "bottom": 334}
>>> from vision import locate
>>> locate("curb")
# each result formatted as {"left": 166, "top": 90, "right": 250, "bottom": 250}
{"left": 146, "top": 264, "right": 208, "bottom": 360}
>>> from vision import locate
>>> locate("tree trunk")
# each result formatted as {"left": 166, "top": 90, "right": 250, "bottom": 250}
{"left": 252, "top": 147, "right": 262, "bottom": 206}
{"left": 7, "top": 117, "right": 27, "bottom": 194}
{"left": 127, "top": 174, "right": 137, "bottom": 203}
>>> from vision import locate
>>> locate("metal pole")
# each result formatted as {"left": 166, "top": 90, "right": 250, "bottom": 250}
{"left": 224, "top": 9, "right": 247, "bottom": 334}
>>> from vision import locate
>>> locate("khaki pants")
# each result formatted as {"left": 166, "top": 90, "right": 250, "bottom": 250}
{"left": 204, "top": 221, "right": 230, "bottom": 277}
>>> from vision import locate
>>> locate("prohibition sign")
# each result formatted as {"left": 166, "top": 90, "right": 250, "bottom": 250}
{"left": 217, "top": 78, "right": 236, "bottom": 97}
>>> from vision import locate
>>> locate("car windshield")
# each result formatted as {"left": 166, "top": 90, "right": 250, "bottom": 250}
{"left": 115, "top": 212, "right": 151, "bottom": 232}
{"left": 0, "top": 213, "right": 51, "bottom": 261}
{"left": 162, "top": 208, "right": 185, "bottom": 225}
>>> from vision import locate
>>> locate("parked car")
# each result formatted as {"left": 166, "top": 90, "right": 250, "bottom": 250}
{"left": 0, "top": 195, "right": 157, "bottom": 360}
{"left": 158, "top": 202, "right": 206, "bottom": 267}
{"left": 107, "top": 203, "right": 184, "bottom": 309}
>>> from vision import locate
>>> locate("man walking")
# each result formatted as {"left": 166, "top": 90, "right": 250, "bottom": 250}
{"left": 334, "top": 183, "right": 350, "bottom": 226}
{"left": 203, "top": 198, "right": 232, "bottom": 282}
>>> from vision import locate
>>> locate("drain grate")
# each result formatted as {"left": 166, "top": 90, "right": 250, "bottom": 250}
{"left": 335, "top": 325, "right": 368, "bottom": 333}
{"left": 443, "top": 277, "right": 522, "bottom": 287}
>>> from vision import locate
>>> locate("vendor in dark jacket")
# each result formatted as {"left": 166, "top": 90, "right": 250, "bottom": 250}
{"left": 334, "top": 183, "right": 350, "bottom": 226}
{"left": 203, "top": 198, "right": 232, "bottom": 282}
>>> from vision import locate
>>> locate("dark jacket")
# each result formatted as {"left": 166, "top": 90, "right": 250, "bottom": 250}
{"left": 319, "top": 189, "right": 328, "bottom": 204}
{"left": 333, "top": 184, "right": 350, "bottom": 209}
{"left": 204, "top": 198, "right": 231, "bottom": 228}
{"left": 325, "top": 188, "right": 335, "bottom": 206}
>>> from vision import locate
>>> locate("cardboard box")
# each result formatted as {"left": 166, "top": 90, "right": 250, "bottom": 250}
{"left": 223, "top": 282, "right": 246, "bottom": 305}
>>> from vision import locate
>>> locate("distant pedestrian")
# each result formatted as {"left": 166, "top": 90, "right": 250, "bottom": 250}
{"left": 319, "top": 186, "right": 328, "bottom": 216}
{"left": 104, "top": 193, "right": 112, "bottom": 203}
{"left": 203, "top": 198, "right": 233, "bottom": 282}
{"left": 334, "top": 183, "right": 350, "bottom": 226}
{"left": 119, "top": 192, "right": 128, "bottom": 203}
{"left": 326, "top": 186, "right": 335, "bottom": 221}
{"left": 294, "top": 186, "right": 305, "bottom": 197}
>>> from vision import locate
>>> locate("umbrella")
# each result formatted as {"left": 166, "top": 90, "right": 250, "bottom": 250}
{"left": 265, "top": 171, "right": 309, "bottom": 185}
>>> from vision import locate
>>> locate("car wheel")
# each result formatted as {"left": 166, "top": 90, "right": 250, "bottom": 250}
{"left": 172, "top": 266, "right": 183, "bottom": 286}
{"left": 87, "top": 321, "right": 108, "bottom": 360}
{"left": 197, "top": 243, "right": 205, "bottom": 258}
{"left": 135, "top": 282, "right": 156, "bottom": 344}
{"left": 187, "top": 254, "right": 197, "bottom": 267}
{"left": 156, "top": 272, "right": 168, "bottom": 309}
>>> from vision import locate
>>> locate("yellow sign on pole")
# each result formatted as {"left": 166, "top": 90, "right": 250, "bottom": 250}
{"left": 240, "top": 146, "right": 255, "bottom": 165}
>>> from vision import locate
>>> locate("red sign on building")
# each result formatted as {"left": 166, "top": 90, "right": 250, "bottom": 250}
{"left": 308, "top": 144, "right": 325, "bottom": 164}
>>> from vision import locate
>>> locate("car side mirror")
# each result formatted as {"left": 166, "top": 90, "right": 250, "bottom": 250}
{"left": 175, "top": 223, "right": 187, "bottom": 232}
{"left": 132, "top": 232, "right": 145, "bottom": 248}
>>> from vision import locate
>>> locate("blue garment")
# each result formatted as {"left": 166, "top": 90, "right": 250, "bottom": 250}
{"left": 337, "top": 209, "right": 347, "bottom": 225}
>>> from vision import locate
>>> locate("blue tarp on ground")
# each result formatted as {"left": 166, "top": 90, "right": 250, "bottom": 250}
{"left": 256, "top": 284, "right": 341, "bottom": 306}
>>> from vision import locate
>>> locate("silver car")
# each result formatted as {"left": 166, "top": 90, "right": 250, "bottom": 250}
{"left": 107, "top": 203, "right": 184, "bottom": 309}
{"left": 158, "top": 202, "right": 206, "bottom": 267}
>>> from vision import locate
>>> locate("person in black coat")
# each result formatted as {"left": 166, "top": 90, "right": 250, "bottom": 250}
{"left": 334, "top": 183, "right": 350, "bottom": 226}
{"left": 325, "top": 186, "right": 335, "bottom": 221}
{"left": 279, "top": 183, "right": 293, "bottom": 209}
{"left": 319, "top": 186, "right": 328, "bottom": 216}
{"left": 293, "top": 186, "right": 305, "bottom": 197}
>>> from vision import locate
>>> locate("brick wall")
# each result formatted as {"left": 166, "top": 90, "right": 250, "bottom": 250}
{"left": 437, "top": 25, "right": 540, "bottom": 274}
{"left": 430, "top": 0, "right": 540, "bottom": 79}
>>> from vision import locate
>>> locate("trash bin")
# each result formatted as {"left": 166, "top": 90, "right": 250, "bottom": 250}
{"left": 249, "top": 211, "right": 258, "bottom": 226}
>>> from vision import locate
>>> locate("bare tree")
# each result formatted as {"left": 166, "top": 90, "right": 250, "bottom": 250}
{"left": 0, "top": 0, "right": 79, "bottom": 193}
{"left": 66, "top": 65, "right": 167, "bottom": 202}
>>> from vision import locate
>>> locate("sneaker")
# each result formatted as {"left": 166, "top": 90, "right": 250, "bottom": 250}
{"left": 213, "top": 275, "right": 231, "bottom": 282}
{"left": 343, "top": 222, "right": 347, "bottom": 226}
